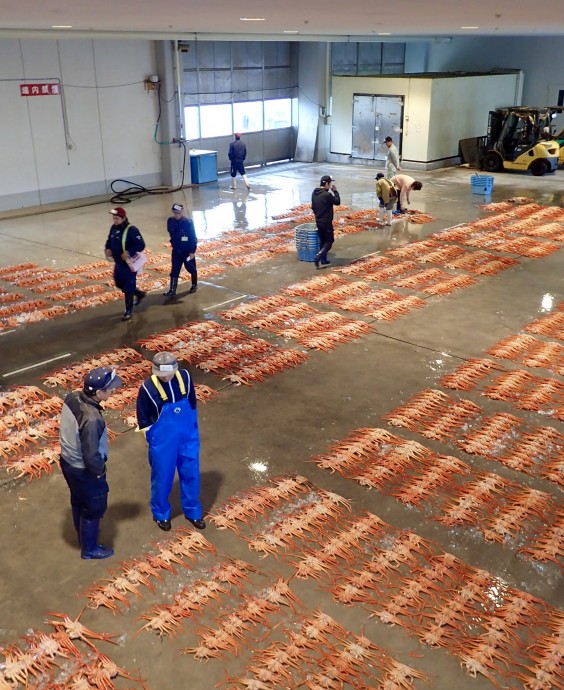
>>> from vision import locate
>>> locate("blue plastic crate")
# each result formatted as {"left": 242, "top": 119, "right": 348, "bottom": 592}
{"left": 471, "top": 174, "right": 494, "bottom": 194}
{"left": 295, "top": 222, "right": 319, "bottom": 262}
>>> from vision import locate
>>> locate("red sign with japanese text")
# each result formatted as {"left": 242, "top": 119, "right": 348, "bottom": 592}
{"left": 20, "top": 83, "right": 61, "bottom": 96}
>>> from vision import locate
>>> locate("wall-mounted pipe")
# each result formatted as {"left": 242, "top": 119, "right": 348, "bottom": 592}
{"left": 174, "top": 40, "right": 183, "bottom": 142}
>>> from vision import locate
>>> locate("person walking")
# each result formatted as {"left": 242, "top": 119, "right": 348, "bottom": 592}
{"left": 104, "top": 207, "right": 146, "bottom": 321}
{"left": 311, "top": 174, "right": 340, "bottom": 269}
{"left": 136, "top": 352, "right": 205, "bottom": 532}
{"left": 228, "top": 133, "right": 251, "bottom": 190}
{"left": 59, "top": 367, "right": 123, "bottom": 559}
{"left": 163, "top": 203, "right": 198, "bottom": 298}
{"left": 384, "top": 136, "right": 401, "bottom": 178}
{"left": 390, "top": 174, "right": 423, "bottom": 213}
{"left": 375, "top": 173, "right": 395, "bottom": 226}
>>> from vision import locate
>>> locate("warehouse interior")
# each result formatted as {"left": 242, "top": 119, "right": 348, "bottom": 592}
{"left": 0, "top": 3, "right": 563, "bottom": 690}
{"left": 1, "top": 162, "right": 563, "bottom": 690}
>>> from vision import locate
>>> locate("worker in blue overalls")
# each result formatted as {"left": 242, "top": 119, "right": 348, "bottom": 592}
{"left": 136, "top": 352, "right": 205, "bottom": 532}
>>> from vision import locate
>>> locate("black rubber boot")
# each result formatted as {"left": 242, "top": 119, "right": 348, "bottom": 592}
{"left": 186, "top": 517, "right": 206, "bottom": 529}
{"left": 189, "top": 284, "right": 198, "bottom": 294}
{"left": 133, "top": 289, "right": 146, "bottom": 306}
{"left": 163, "top": 276, "right": 178, "bottom": 297}
{"left": 122, "top": 293, "right": 134, "bottom": 321}
{"left": 79, "top": 518, "right": 114, "bottom": 560}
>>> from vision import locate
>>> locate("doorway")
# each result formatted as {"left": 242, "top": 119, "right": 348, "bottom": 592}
{"left": 351, "top": 94, "right": 403, "bottom": 161}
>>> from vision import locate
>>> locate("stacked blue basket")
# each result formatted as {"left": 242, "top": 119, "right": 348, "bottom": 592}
{"left": 471, "top": 174, "right": 494, "bottom": 194}
{"left": 295, "top": 222, "right": 320, "bottom": 262}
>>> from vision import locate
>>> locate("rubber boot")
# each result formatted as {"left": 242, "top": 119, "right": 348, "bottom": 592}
{"left": 163, "top": 276, "right": 178, "bottom": 297}
{"left": 386, "top": 210, "right": 393, "bottom": 226}
{"left": 79, "top": 518, "right": 114, "bottom": 560}
{"left": 230, "top": 177, "right": 236, "bottom": 189}
{"left": 378, "top": 208, "right": 385, "bottom": 225}
{"left": 133, "top": 289, "right": 146, "bottom": 306}
{"left": 243, "top": 174, "right": 251, "bottom": 190}
{"left": 122, "top": 293, "right": 134, "bottom": 321}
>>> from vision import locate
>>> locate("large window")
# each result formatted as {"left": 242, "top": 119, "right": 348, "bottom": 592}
{"left": 264, "top": 99, "right": 292, "bottom": 129}
{"left": 199, "top": 104, "right": 232, "bottom": 138}
{"left": 184, "top": 106, "right": 200, "bottom": 140}
{"left": 233, "top": 101, "right": 263, "bottom": 133}
{"left": 184, "top": 98, "right": 296, "bottom": 141}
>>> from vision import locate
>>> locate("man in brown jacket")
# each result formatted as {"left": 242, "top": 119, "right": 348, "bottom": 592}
{"left": 375, "top": 173, "right": 395, "bottom": 226}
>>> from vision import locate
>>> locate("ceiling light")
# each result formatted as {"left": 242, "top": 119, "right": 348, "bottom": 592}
{"left": 378, "top": 32, "right": 391, "bottom": 35}
{"left": 240, "top": 17, "right": 265, "bottom": 21}
{"left": 461, "top": 26, "right": 479, "bottom": 29}
{"left": 51, "top": 25, "right": 72, "bottom": 28}
{"left": 283, "top": 30, "right": 299, "bottom": 34}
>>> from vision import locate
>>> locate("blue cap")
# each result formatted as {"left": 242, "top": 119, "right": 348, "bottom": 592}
{"left": 84, "top": 367, "right": 122, "bottom": 392}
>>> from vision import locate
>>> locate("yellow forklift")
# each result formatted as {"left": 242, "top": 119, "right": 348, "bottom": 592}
{"left": 479, "top": 107, "right": 560, "bottom": 176}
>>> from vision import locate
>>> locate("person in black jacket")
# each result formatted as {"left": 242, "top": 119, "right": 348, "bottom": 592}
{"left": 163, "top": 203, "right": 198, "bottom": 298}
{"left": 59, "top": 367, "right": 122, "bottom": 559}
{"left": 311, "top": 174, "right": 341, "bottom": 269}
{"left": 228, "top": 133, "right": 251, "bottom": 190}
{"left": 104, "top": 207, "right": 146, "bottom": 321}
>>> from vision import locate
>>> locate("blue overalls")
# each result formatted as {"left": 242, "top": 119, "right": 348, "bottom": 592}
{"left": 145, "top": 373, "right": 202, "bottom": 522}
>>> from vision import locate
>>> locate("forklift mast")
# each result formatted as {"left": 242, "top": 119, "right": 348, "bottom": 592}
{"left": 486, "top": 110, "right": 506, "bottom": 150}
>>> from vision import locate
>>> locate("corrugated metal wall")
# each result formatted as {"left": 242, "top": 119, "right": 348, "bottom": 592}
{"left": 180, "top": 41, "right": 298, "bottom": 168}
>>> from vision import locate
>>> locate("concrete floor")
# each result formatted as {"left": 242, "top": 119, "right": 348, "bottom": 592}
{"left": 0, "top": 162, "right": 562, "bottom": 690}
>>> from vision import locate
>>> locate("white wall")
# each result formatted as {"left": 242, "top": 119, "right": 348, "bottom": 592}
{"left": 428, "top": 74, "right": 523, "bottom": 160}
{"left": 330, "top": 73, "right": 521, "bottom": 168}
{"left": 0, "top": 39, "right": 161, "bottom": 211}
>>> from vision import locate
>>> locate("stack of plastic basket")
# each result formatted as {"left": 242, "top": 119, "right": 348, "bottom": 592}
{"left": 295, "top": 222, "right": 320, "bottom": 262}
{"left": 470, "top": 173, "right": 494, "bottom": 194}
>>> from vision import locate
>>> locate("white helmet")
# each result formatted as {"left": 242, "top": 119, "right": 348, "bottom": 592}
{"left": 152, "top": 352, "right": 178, "bottom": 377}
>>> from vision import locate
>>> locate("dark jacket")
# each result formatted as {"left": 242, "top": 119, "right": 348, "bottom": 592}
{"left": 136, "top": 369, "right": 197, "bottom": 429}
{"left": 59, "top": 391, "right": 108, "bottom": 476}
{"left": 311, "top": 187, "right": 341, "bottom": 224}
{"left": 228, "top": 139, "right": 247, "bottom": 163}
{"left": 167, "top": 216, "right": 197, "bottom": 254}
{"left": 105, "top": 219, "right": 145, "bottom": 266}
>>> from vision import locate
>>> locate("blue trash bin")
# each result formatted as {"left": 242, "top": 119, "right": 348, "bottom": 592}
{"left": 189, "top": 150, "right": 218, "bottom": 184}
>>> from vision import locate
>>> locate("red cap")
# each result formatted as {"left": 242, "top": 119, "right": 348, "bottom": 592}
{"left": 110, "top": 207, "right": 127, "bottom": 218}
